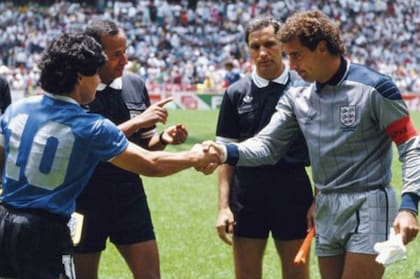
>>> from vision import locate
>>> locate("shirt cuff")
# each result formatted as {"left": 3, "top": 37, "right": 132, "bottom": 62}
{"left": 399, "top": 193, "right": 419, "bottom": 215}
{"left": 225, "top": 143, "right": 239, "bottom": 165}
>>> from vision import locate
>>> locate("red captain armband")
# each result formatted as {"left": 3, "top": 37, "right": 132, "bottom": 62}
{"left": 385, "top": 116, "right": 418, "bottom": 145}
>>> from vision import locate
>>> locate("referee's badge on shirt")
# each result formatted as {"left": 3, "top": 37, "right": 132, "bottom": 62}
{"left": 243, "top": 95, "right": 253, "bottom": 103}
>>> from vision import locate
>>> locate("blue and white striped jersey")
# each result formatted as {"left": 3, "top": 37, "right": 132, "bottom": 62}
{"left": 227, "top": 59, "right": 420, "bottom": 198}
{"left": 0, "top": 93, "right": 128, "bottom": 217}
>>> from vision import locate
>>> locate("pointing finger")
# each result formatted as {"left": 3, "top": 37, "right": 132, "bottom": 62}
{"left": 155, "top": 97, "right": 173, "bottom": 107}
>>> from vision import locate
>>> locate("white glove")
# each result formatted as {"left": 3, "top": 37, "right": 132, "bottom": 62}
{"left": 374, "top": 228, "right": 406, "bottom": 266}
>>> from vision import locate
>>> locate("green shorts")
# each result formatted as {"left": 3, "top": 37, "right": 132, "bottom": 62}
{"left": 315, "top": 186, "right": 397, "bottom": 257}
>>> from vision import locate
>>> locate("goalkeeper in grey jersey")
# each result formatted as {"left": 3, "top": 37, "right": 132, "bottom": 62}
{"left": 208, "top": 10, "right": 419, "bottom": 279}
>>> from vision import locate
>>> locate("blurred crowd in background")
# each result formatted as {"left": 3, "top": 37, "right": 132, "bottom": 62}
{"left": 0, "top": 0, "right": 418, "bottom": 100}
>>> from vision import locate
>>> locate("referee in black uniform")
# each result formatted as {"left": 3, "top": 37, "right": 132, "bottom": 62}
{"left": 74, "top": 20, "right": 188, "bottom": 279}
{"left": 215, "top": 17, "right": 313, "bottom": 279}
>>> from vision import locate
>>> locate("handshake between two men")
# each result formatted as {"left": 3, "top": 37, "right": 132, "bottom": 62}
{"left": 191, "top": 141, "right": 225, "bottom": 175}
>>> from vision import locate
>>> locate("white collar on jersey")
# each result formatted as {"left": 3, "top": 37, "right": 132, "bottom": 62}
{"left": 44, "top": 92, "right": 79, "bottom": 105}
{"left": 251, "top": 64, "right": 289, "bottom": 88}
{"left": 96, "top": 77, "right": 123, "bottom": 91}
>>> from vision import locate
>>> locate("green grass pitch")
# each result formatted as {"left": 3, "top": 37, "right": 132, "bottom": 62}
{"left": 99, "top": 109, "right": 420, "bottom": 279}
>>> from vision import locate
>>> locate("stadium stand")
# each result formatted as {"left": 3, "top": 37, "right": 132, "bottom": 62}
{"left": 0, "top": 0, "right": 418, "bottom": 100}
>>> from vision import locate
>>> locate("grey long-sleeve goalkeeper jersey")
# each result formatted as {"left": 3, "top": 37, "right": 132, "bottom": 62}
{"left": 226, "top": 58, "right": 420, "bottom": 199}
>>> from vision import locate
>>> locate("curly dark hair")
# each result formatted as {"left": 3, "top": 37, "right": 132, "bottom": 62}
{"left": 278, "top": 10, "right": 345, "bottom": 56}
{"left": 38, "top": 32, "right": 107, "bottom": 95}
{"left": 85, "top": 19, "right": 120, "bottom": 44}
{"left": 245, "top": 17, "right": 281, "bottom": 45}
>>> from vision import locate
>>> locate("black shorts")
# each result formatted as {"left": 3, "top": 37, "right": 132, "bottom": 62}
{"left": 74, "top": 176, "right": 155, "bottom": 253}
{"left": 230, "top": 166, "right": 313, "bottom": 240}
{"left": 0, "top": 204, "right": 74, "bottom": 279}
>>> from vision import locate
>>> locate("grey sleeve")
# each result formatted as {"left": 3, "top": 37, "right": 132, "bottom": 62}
{"left": 236, "top": 93, "right": 301, "bottom": 166}
{"left": 399, "top": 136, "right": 420, "bottom": 197}
{"left": 371, "top": 85, "right": 420, "bottom": 196}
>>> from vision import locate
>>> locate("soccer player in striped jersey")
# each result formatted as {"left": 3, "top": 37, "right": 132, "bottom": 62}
{"left": 0, "top": 32, "right": 219, "bottom": 279}
{"left": 210, "top": 10, "right": 419, "bottom": 279}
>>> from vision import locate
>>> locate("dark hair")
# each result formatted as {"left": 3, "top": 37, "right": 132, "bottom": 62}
{"left": 38, "top": 32, "right": 106, "bottom": 95}
{"left": 85, "top": 19, "right": 120, "bottom": 44}
{"left": 278, "top": 10, "right": 345, "bottom": 55}
{"left": 245, "top": 17, "right": 281, "bottom": 44}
